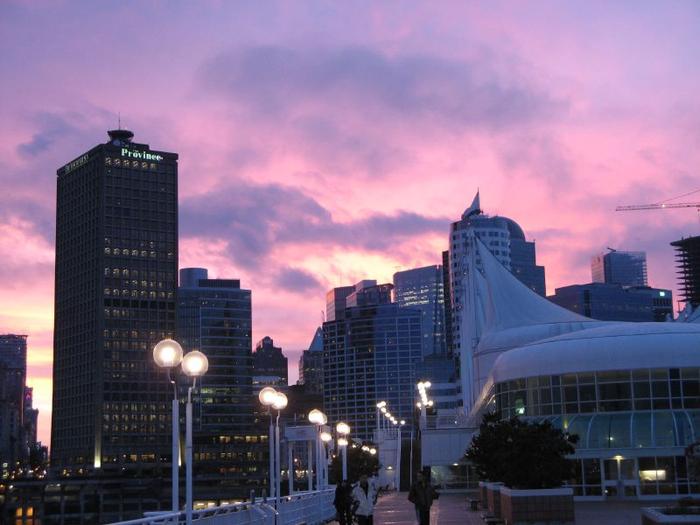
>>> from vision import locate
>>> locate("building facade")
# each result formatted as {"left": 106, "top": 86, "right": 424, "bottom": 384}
{"left": 0, "top": 334, "right": 27, "bottom": 476}
{"left": 393, "top": 265, "right": 447, "bottom": 357}
{"left": 671, "top": 236, "right": 700, "bottom": 307}
{"left": 591, "top": 249, "right": 648, "bottom": 287}
{"left": 253, "top": 336, "right": 288, "bottom": 386}
{"left": 177, "top": 268, "right": 265, "bottom": 503}
{"left": 322, "top": 281, "right": 423, "bottom": 440}
{"left": 549, "top": 283, "right": 673, "bottom": 322}
{"left": 51, "top": 129, "right": 178, "bottom": 477}
{"left": 298, "top": 327, "right": 324, "bottom": 395}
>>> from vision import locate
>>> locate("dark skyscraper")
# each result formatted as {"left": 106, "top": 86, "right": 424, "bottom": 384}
{"left": 671, "top": 236, "right": 700, "bottom": 307}
{"left": 177, "top": 268, "right": 265, "bottom": 500}
{"left": 0, "top": 334, "right": 27, "bottom": 474}
{"left": 51, "top": 130, "right": 178, "bottom": 474}
{"left": 591, "top": 249, "right": 648, "bottom": 287}
{"left": 253, "top": 336, "right": 288, "bottom": 386}
{"left": 298, "top": 327, "right": 324, "bottom": 394}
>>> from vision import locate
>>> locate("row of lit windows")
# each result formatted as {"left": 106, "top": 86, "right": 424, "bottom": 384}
{"left": 105, "top": 157, "right": 158, "bottom": 170}
{"left": 104, "top": 288, "right": 172, "bottom": 299}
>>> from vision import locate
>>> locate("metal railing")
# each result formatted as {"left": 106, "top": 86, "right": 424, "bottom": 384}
{"left": 108, "top": 489, "right": 336, "bottom": 525}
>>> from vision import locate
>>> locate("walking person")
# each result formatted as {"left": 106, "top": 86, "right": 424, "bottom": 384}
{"left": 334, "top": 479, "right": 353, "bottom": 525}
{"left": 351, "top": 474, "right": 377, "bottom": 525}
{"left": 408, "top": 472, "right": 438, "bottom": 525}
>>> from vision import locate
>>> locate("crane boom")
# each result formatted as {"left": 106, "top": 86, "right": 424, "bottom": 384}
{"left": 616, "top": 202, "right": 700, "bottom": 211}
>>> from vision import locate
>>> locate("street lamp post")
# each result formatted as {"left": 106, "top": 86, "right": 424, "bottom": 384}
{"left": 308, "top": 409, "right": 328, "bottom": 489}
{"left": 320, "top": 431, "right": 332, "bottom": 487}
{"left": 395, "top": 420, "right": 405, "bottom": 491}
{"left": 259, "top": 387, "right": 287, "bottom": 515}
{"left": 181, "top": 350, "right": 209, "bottom": 525}
{"left": 153, "top": 339, "right": 185, "bottom": 513}
{"left": 336, "top": 422, "right": 350, "bottom": 481}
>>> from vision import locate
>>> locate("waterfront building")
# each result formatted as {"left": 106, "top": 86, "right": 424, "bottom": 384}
{"left": 549, "top": 283, "right": 673, "bottom": 322}
{"left": 253, "top": 336, "right": 288, "bottom": 386}
{"left": 177, "top": 268, "right": 266, "bottom": 503}
{"left": 591, "top": 249, "right": 648, "bottom": 287}
{"left": 671, "top": 235, "right": 700, "bottom": 307}
{"left": 421, "top": 235, "right": 700, "bottom": 500}
{"left": 322, "top": 280, "right": 423, "bottom": 440}
{"left": 393, "top": 265, "right": 447, "bottom": 357}
{"left": 447, "top": 192, "right": 545, "bottom": 408}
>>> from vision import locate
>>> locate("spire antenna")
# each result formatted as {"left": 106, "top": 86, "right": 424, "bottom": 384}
{"left": 118, "top": 112, "right": 121, "bottom": 130}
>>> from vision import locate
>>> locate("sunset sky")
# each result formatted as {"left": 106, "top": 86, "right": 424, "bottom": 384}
{"left": 1, "top": 1, "right": 699, "bottom": 446}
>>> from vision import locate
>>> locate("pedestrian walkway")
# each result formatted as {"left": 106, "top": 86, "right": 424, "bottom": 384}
{"left": 373, "top": 491, "right": 477, "bottom": 525}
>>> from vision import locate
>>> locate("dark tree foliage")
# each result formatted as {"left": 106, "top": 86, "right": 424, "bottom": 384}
{"left": 329, "top": 446, "right": 380, "bottom": 484}
{"left": 465, "top": 413, "right": 579, "bottom": 489}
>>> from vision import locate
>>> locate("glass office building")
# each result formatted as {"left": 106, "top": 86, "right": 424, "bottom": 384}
{"left": 322, "top": 281, "right": 423, "bottom": 440}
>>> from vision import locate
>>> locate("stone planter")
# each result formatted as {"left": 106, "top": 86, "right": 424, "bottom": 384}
{"left": 499, "top": 486, "right": 574, "bottom": 525}
{"left": 485, "top": 482, "right": 504, "bottom": 518}
{"left": 479, "top": 481, "right": 488, "bottom": 509}
{"left": 642, "top": 507, "right": 700, "bottom": 524}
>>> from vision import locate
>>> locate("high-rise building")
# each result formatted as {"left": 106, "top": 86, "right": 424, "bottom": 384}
{"left": 591, "top": 249, "right": 648, "bottom": 287}
{"left": 549, "top": 283, "right": 672, "bottom": 322}
{"left": 671, "top": 236, "right": 700, "bottom": 307}
{"left": 322, "top": 281, "right": 423, "bottom": 440}
{"left": 393, "top": 265, "right": 447, "bottom": 357}
{"left": 177, "top": 268, "right": 265, "bottom": 501}
{"left": 325, "top": 286, "right": 356, "bottom": 322}
{"left": 0, "top": 334, "right": 27, "bottom": 475}
{"left": 253, "top": 336, "right": 288, "bottom": 386}
{"left": 51, "top": 129, "right": 178, "bottom": 478}
{"left": 298, "top": 327, "right": 324, "bottom": 394}
{"left": 448, "top": 193, "right": 545, "bottom": 352}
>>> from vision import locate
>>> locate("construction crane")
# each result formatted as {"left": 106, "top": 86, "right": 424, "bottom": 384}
{"left": 616, "top": 188, "right": 700, "bottom": 213}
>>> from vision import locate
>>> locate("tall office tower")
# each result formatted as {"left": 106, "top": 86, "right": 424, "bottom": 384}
{"left": 393, "top": 265, "right": 447, "bottom": 357}
{"left": 549, "top": 283, "right": 673, "bottom": 322}
{"left": 253, "top": 336, "right": 288, "bottom": 386}
{"left": 23, "top": 387, "right": 38, "bottom": 450}
{"left": 671, "top": 236, "right": 700, "bottom": 307}
{"left": 325, "top": 285, "right": 356, "bottom": 322}
{"left": 177, "top": 268, "right": 264, "bottom": 502}
{"left": 591, "top": 249, "right": 648, "bottom": 287}
{"left": 322, "top": 281, "right": 422, "bottom": 440}
{"left": 51, "top": 129, "right": 178, "bottom": 477}
{"left": 298, "top": 327, "right": 324, "bottom": 394}
{"left": 0, "top": 334, "right": 27, "bottom": 474}
{"left": 448, "top": 193, "right": 545, "bottom": 350}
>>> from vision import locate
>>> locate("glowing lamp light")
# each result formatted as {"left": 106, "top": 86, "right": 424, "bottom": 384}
{"left": 416, "top": 402, "right": 422, "bottom": 408}
{"left": 153, "top": 339, "right": 183, "bottom": 368}
{"left": 320, "top": 432, "right": 332, "bottom": 442}
{"left": 424, "top": 381, "right": 431, "bottom": 388}
{"left": 336, "top": 422, "right": 350, "bottom": 435}
{"left": 258, "top": 386, "right": 278, "bottom": 406}
{"left": 362, "top": 445, "right": 370, "bottom": 452}
{"left": 308, "top": 409, "right": 327, "bottom": 425}
{"left": 400, "top": 420, "right": 406, "bottom": 425}
{"left": 337, "top": 437, "right": 349, "bottom": 447}
{"left": 380, "top": 407, "right": 387, "bottom": 413}
{"left": 272, "top": 392, "right": 288, "bottom": 410}
{"left": 376, "top": 401, "right": 387, "bottom": 408}
{"left": 181, "top": 350, "right": 209, "bottom": 377}
{"left": 369, "top": 448, "right": 376, "bottom": 455}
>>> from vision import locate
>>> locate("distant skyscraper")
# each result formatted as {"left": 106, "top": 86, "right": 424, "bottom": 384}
{"left": 549, "top": 283, "right": 672, "bottom": 322}
{"left": 0, "top": 334, "right": 27, "bottom": 474}
{"left": 671, "top": 236, "right": 700, "bottom": 307}
{"left": 322, "top": 281, "right": 422, "bottom": 440}
{"left": 298, "top": 327, "right": 324, "bottom": 394}
{"left": 325, "top": 286, "right": 356, "bottom": 322}
{"left": 448, "top": 192, "right": 546, "bottom": 400}
{"left": 177, "top": 268, "right": 264, "bottom": 500}
{"left": 253, "top": 336, "right": 288, "bottom": 386}
{"left": 51, "top": 129, "right": 178, "bottom": 479}
{"left": 591, "top": 249, "right": 648, "bottom": 287}
{"left": 393, "top": 265, "right": 447, "bottom": 356}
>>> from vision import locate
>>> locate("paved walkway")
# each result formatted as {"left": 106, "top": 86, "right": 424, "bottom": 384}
{"left": 369, "top": 491, "right": 672, "bottom": 524}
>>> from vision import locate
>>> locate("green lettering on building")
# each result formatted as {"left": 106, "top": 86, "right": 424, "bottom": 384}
{"left": 120, "top": 147, "right": 164, "bottom": 162}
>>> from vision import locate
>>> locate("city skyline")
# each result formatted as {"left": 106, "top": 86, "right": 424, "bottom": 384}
{"left": 1, "top": 1, "right": 700, "bottom": 447}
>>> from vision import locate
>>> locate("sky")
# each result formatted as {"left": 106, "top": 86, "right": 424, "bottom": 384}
{"left": 1, "top": 1, "right": 699, "bottom": 446}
